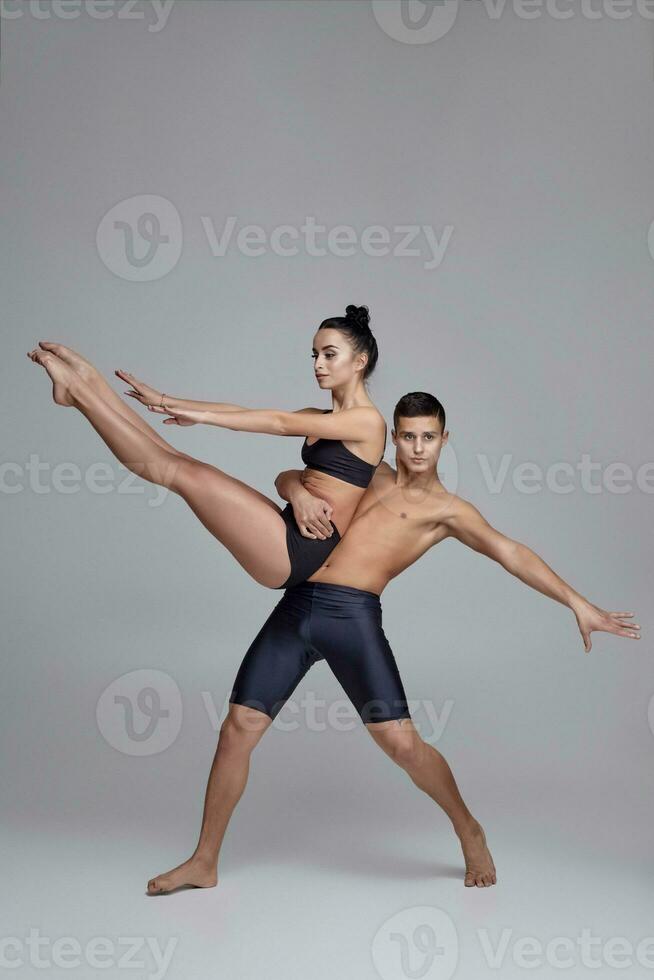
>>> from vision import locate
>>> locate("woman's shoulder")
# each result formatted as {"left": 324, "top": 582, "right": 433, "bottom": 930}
{"left": 347, "top": 405, "right": 387, "bottom": 441}
{"left": 343, "top": 404, "right": 386, "bottom": 424}
{"left": 296, "top": 404, "right": 385, "bottom": 435}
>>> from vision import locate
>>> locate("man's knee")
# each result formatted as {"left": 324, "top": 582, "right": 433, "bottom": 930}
{"left": 391, "top": 732, "right": 425, "bottom": 770}
{"left": 370, "top": 722, "right": 424, "bottom": 770}
{"left": 219, "top": 704, "right": 272, "bottom": 751}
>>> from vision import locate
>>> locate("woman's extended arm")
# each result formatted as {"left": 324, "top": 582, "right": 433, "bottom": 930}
{"left": 157, "top": 403, "right": 382, "bottom": 441}
{"left": 117, "top": 369, "right": 382, "bottom": 440}
{"left": 115, "top": 371, "right": 249, "bottom": 413}
{"left": 164, "top": 398, "right": 249, "bottom": 412}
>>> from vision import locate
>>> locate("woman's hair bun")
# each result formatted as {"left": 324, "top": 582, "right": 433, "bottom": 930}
{"left": 344, "top": 304, "right": 370, "bottom": 332}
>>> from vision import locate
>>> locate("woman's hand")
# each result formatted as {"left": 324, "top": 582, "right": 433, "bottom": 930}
{"left": 291, "top": 489, "right": 335, "bottom": 540}
{"left": 147, "top": 403, "right": 207, "bottom": 427}
{"left": 115, "top": 369, "right": 165, "bottom": 408}
{"left": 571, "top": 599, "right": 641, "bottom": 652}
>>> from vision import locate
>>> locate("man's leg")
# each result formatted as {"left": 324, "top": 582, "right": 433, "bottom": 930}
{"left": 366, "top": 718, "right": 496, "bottom": 887}
{"left": 147, "top": 703, "right": 272, "bottom": 894}
{"left": 313, "top": 585, "right": 497, "bottom": 887}
{"left": 148, "top": 588, "right": 317, "bottom": 894}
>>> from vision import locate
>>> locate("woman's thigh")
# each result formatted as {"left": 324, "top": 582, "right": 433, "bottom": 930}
{"left": 177, "top": 459, "right": 291, "bottom": 588}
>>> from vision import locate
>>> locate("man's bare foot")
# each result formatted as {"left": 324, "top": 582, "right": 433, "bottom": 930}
{"left": 147, "top": 856, "right": 218, "bottom": 895}
{"left": 27, "top": 348, "right": 81, "bottom": 406}
{"left": 36, "top": 341, "right": 101, "bottom": 387}
{"left": 457, "top": 820, "right": 497, "bottom": 887}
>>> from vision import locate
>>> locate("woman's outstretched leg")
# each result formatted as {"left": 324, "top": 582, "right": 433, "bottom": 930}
{"left": 28, "top": 348, "right": 292, "bottom": 587}
{"left": 147, "top": 703, "right": 273, "bottom": 895}
{"left": 37, "top": 341, "right": 195, "bottom": 461}
{"left": 366, "top": 718, "right": 497, "bottom": 887}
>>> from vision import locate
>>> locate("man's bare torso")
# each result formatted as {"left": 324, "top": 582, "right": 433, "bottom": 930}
{"left": 307, "top": 463, "right": 455, "bottom": 594}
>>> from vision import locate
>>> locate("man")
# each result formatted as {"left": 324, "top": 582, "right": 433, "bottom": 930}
{"left": 147, "top": 392, "right": 640, "bottom": 895}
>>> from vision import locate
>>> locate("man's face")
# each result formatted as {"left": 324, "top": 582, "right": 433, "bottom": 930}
{"left": 392, "top": 415, "right": 448, "bottom": 473}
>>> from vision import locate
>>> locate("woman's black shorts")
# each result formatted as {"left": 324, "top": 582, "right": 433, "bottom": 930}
{"left": 229, "top": 581, "right": 411, "bottom": 724}
{"left": 276, "top": 503, "right": 342, "bottom": 590}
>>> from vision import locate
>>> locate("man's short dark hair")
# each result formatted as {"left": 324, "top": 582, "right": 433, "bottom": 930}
{"left": 393, "top": 392, "right": 446, "bottom": 434}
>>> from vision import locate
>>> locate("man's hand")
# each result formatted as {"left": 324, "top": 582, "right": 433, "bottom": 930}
{"left": 274, "top": 469, "right": 334, "bottom": 538}
{"left": 291, "top": 489, "right": 334, "bottom": 540}
{"left": 571, "top": 599, "right": 641, "bottom": 652}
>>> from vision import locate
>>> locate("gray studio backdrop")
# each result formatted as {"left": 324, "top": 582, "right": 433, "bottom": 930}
{"left": 2, "top": 2, "right": 652, "bottom": 979}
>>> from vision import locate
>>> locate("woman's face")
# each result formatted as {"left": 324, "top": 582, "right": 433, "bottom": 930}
{"left": 311, "top": 328, "right": 365, "bottom": 389}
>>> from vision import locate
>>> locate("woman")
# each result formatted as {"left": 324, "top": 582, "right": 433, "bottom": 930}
{"left": 27, "top": 305, "right": 387, "bottom": 589}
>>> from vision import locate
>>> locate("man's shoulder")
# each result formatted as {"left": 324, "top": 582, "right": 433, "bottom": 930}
{"left": 364, "top": 461, "right": 397, "bottom": 500}
{"left": 433, "top": 493, "right": 490, "bottom": 538}
{"left": 438, "top": 490, "right": 466, "bottom": 512}
{"left": 429, "top": 489, "right": 475, "bottom": 527}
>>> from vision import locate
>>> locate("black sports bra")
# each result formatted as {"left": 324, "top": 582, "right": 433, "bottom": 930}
{"left": 301, "top": 409, "right": 386, "bottom": 488}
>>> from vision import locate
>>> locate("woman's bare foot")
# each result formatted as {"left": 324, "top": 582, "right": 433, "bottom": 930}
{"left": 147, "top": 855, "right": 218, "bottom": 895}
{"left": 27, "top": 347, "right": 82, "bottom": 406}
{"left": 36, "top": 341, "right": 103, "bottom": 388}
{"left": 30, "top": 340, "right": 195, "bottom": 460}
{"left": 457, "top": 820, "right": 497, "bottom": 887}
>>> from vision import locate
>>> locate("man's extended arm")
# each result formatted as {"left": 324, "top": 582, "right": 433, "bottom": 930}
{"left": 444, "top": 499, "right": 582, "bottom": 607}
{"left": 443, "top": 498, "right": 640, "bottom": 651}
